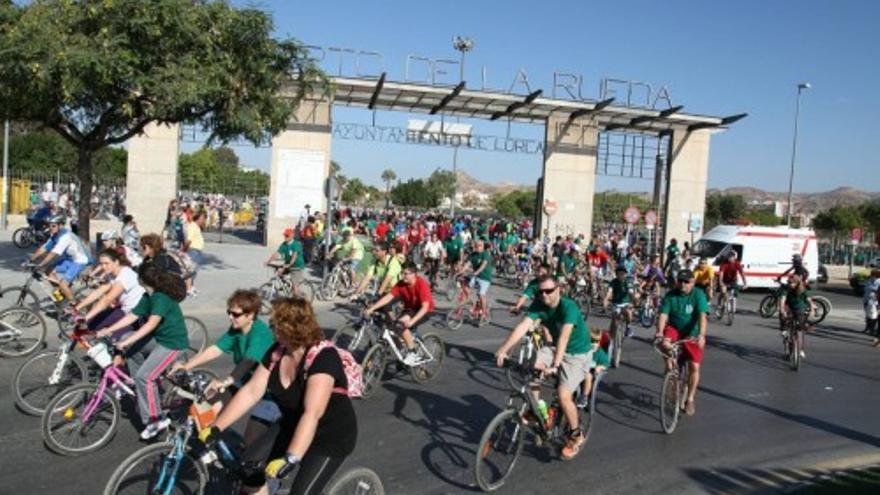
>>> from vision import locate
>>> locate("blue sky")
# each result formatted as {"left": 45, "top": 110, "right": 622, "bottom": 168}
{"left": 215, "top": 0, "right": 879, "bottom": 193}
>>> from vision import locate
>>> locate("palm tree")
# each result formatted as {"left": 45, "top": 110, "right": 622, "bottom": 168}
{"left": 381, "top": 169, "right": 397, "bottom": 207}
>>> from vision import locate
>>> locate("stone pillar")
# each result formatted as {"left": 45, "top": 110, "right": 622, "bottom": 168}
{"left": 125, "top": 123, "right": 180, "bottom": 236}
{"left": 541, "top": 115, "right": 598, "bottom": 242}
{"left": 267, "top": 97, "right": 333, "bottom": 248}
{"left": 663, "top": 129, "right": 712, "bottom": 248}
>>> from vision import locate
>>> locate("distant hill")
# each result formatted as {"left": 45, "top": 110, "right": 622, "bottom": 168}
{"left": 706, "top": 186, "right": 880, "bottom": 213}
{"left": 455, "top": 170, "right": 533, "bottom": 196}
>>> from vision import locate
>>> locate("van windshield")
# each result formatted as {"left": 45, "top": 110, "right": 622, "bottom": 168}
{"left": 691, "top": 239, "right": 728, "bottom": 258}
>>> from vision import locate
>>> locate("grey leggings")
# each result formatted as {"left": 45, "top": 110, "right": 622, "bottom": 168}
{"left": 126, "top": 340, "right": 183, "bottom": 425}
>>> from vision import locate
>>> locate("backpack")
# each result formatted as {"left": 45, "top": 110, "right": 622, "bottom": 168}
{"left": 267, "top": 341, "right": 363, "bottom": 399}
{"left": 167, "top": 249, "right": 196, "bottom": 277}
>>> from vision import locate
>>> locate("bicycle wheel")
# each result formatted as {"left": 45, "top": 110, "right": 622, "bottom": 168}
{"left": 13, "top": 227, "right": 33, "bottom": 248}
{"left": 445, "top": 277, "right": 458, "bottom": 302}
{"left": 725, "top": 298, "right": 735, "bottom": 326}
{"left": 808, "top": 297, "right": 830, "bottom": 325}
{"left": 789, "top": 330, "right": 801, "bottom": 371}
{"left": 360, "top": 344, "right": 387, "bottom": 399}
{"left": 478, "top": 305, "right": 491, "bottom": 327}
{"left": 13, "top": 350, "right": 88, "bottom": 416}
{"left": 410, "top": 334, "right": 444, "bottom": 383}
{"left": 474, "top": 409, "right": 526, "bottom": 492}
{"left": 183, "top": 316, "right": 208, "bottom": 355}
{"left": 0, "top": 306, "right": 47, "bottom": 357}
{"left": 0, "top": 286, "right": 43, "bottom": 315}
{"left": 324, "top": 467, "right": 385, "bottom": 495}
{"left": 610, "top": 324, "right": 623, "bottom": 369}
{"left": 295, "top": 280, "right": 316, "bottom": 304}
{"left": 331, "top": 322, "right": 368, "bottom": 353}
{"left": 445, "top": 307, "right": 465, "bottom": 330}
{"left": 319, "top": 273, "right": 340, "bottom": 301}
{"left": 581, "top": 372, "right": 604, "bottom": 444}
{"left": 759, "top": 295, "right": 777, "bottom": 318}
{"left": 258, "top": 282, "right": 276, "bottom": 315}
{"left": 639, "top": 306, "right": 655, "bottom": 328}
{"left": 42, "top": 382, "right": 120, "bottom": 455}
{"left": 103, "top": 441, "right": 208, "bottom": 495}
{"left": 660, "top": 372, "right": 681, "bottom": 434}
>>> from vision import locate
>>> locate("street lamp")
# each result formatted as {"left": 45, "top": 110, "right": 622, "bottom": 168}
{"left": 786, "top": 82, "right": 810, "bottom": 227}
{"left": 450, "top": 36, "right": 474, "bottom": 217}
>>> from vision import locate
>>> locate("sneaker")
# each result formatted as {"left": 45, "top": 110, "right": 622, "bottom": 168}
{"left": 560, "top": 431, "right": 585, "bottom": 460}
{"left": 624, "top": 325, "right": 633, "bottom": 338}
{"left": 402, "top": 350, "right": 420, "bottom": 367}
{"left": 799, "top": 350, "right": 806, "bottom": 359}
{"left": 576, "top": 393, "right": 590, "bottom": 409}
{"left": 140, "top": 418, "right": 171, "bottom": 441}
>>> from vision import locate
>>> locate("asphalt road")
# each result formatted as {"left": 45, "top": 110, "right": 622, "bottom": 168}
{"left": 0, "top": 235, "right": 878, "bottom": 495}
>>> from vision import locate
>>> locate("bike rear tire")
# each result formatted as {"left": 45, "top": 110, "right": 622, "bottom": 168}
{"left": 102, "top": 441, "right": 208, "bottom": 495}
{"left": 759, "top": 295, "right": 777, "bottom": 318}
{"left": 610, "top": 324, "right": 623, "bottom": 369}
{"left": 42, "top": 382, "right": 120, "bottom": 455}
{"left": 808, "top": 296, "right": 830, "bottom": 325}
{"left": 184, "top": 316, "right": 208, "bottom": 356}
{"left": 295, "top": 280, "right": 316, "bottom": 304}
{"left": 360, "top": 344, "right": 387, "bottom": 399}
{"left": 0, "top": 306, "right": 47, "bottom": 357}
{"left": 474, "top": 408, "right": 525, "bottom": 492}
{"left": 639, "top": 306, "right": 655, "bottom": 328}
{"left": 789, "top": 330, "right": 801, "bottom": 371}
{"left": 445, "top": 307, "right": 465, "bottom": 330}
{"left": 13, "top": 350, "right": 88, "bottom": 416}
{"left": 725, "top": 298, "right": 735, "bottom": 326}
{"left": 324, "top": 466, "right": 384, "bottom": 495}
{"left": 660, "top": 372, "right": 681, "bottom": 434}
{"left": 410, "top": 334, "right": 444, "bottom": 383}
{"left": 258, "top": 282, "right": 276, "bottom": 315}
{"left": 13, "top": 227, "right": 33, "bottom": 249}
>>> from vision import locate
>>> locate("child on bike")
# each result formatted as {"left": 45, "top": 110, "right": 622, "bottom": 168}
{"left": 578, "top": 327, "right": 610, "bottom": 408}
{"left": 779, "top": 274, "right": 814, "bottom": 359}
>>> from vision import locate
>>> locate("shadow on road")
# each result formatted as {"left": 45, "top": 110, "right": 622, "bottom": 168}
{"left": 682, "top": 465, "right": 825, "bottom": 495}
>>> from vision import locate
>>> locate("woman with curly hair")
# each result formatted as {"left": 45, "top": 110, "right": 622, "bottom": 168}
{"left": 202, "top": 297, "right": 357, "bottom": 495}
{"left": 97, "top": 263, "right": 190, "bottom": 440}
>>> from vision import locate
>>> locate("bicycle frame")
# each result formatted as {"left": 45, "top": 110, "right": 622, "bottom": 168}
{"left": 378, "top": 327, "right": 435, "bottom": 367}
{"left": 153, "top": 423, "right": 194, "bottom": 494}
{"left": 82, "top": 365, "right": 136, "bottom": 424}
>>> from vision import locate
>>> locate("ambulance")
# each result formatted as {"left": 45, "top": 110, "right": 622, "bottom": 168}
{"left": 690, "top": 225, "right": 818, "bottom": 289}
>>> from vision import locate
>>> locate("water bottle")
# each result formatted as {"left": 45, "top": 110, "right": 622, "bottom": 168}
{"left": 51, "top": 288, "right": 64, "bottom": 302}
{"left": 537, "top": 399, "right": 549, "bottom": 423}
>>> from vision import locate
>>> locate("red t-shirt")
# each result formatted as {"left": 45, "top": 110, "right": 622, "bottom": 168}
{"left": 375, "top": 222, "right": 389, "bottom": 240}
{"left": 437, "top": 223, "right": 450, "bottom": 241}
{"left": 391, "top": 276, "right": 435, "bottom": 312}
{"left": 589, "top": 250, "right": 610, "bottom": 267}
{"left": 719, "top": 261, "right": 743, "bottom": 284}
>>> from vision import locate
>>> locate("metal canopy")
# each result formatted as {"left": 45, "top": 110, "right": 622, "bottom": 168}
{"left": 322, "top": 76, "right": 734, "bottom": 135}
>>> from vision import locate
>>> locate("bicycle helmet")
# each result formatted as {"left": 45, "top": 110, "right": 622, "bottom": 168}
{"left": 677, "top": 269, "right": 695, "bottom": 282}
{"left": 47, "top": 214, "right": 66, "bottom": 225}
{"left": 792, "top": 253, "right": 803, "bottom": 262}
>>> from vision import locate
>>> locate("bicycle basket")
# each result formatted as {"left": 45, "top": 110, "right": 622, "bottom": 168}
{"left": 87, "top": 342, "right": 114, "bottom": 368}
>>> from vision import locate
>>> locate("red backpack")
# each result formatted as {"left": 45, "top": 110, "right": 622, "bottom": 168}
{"left": 268, "top": 341, "right": 363, "bottom": 398}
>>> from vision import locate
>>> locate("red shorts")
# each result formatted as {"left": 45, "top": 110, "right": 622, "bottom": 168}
{"left": 662, "top": 325, "right": 703, "bottom": 364}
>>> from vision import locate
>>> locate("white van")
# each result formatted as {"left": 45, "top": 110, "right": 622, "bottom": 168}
{"left": 690, "top": 225, "right": 818, "bottom": 289}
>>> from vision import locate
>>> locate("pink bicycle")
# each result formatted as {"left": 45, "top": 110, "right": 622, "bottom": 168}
{"left": 446, "top": 276, "right": 490, "bottom": 330}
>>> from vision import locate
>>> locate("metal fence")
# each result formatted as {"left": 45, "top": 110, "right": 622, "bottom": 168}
{"left": 4, "top": 170, "right": 126, "bottom": 218}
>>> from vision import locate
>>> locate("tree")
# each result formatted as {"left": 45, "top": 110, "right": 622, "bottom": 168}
{"left": 179, "top": 148, "right": 221, "bottom": 192}
{"left": 718, "top": 195, "right": 747, "bottom": 222}
{"left": 9, "top": 128, "right": 127, "bottom": 178}
{"left": 381, "top": 169, "right": 397, "bottom": 207}
{"left": 330, "top": 160, "right": 341, "bottom": 176}
{"left": 390, "top": 179, "right": 432, "bottom": 208}
{"left": 341, "top": 177, "right": 368, "bottom": 205}
{"left": 0, "top": 0, "right": 323, "bottom": 239}
{"left": 212, "top": 146, "right": 240, "bottom": 173}
{"left": 427, "top": 169, "right": 456, "bottom": 204}
{"left": 812, "top": 206, "right": 863, "bottom": 233}
{"left": 490, "top": 190, "right": 537, "bottom": 218}
{"left": 461, "top": 192, "right": 483, "bottom": 210}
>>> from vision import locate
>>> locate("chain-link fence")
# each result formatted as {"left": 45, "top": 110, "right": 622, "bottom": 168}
{"left": 4, "top": 170, "right": 126, "bottom": 219}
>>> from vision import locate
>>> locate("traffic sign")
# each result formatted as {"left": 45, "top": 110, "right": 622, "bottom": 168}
{"left": 645, "top": 210, "right": 657, "bottom": 226}
{"left": 543, "top": 199, "right": 558, "bottom": 216}
{"left": 624, "top": 206, "right": 640, "bottom": 225}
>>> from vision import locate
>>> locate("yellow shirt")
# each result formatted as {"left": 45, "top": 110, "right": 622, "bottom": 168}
{"left": 694, "top": 265, "right": 714, "bottom": 286}
{"left": 186, "top": 222, "right": 205, "bottom": 251}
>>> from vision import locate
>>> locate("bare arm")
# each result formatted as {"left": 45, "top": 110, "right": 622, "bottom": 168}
{"left": 214, "top": 363, "right": 270, "bottom": 431}
{"left": 96, "top": 313, "right": 139, "bottom": 338}
{"left": 117, "top": 315, "right": 161, "bottom": 350}
{"left": 407, "top": 300, "right": 431, "bottom": 327}
{"left": 181, "top": 345, "right": 224, "bottom": 371}
{"left": 76, "top": 283, "right": 111, "bottom": 313}
{"left": 656, "top": 313, "right": 668, "bottom": 339}
{"left": 553, "top": 323, "right": 573, "bottom": 368}
{"left": 84, "top": 283, "right": 124, "bottom": 321}
{"left": 366, "top": 292, "right": 395, "bottom": 313}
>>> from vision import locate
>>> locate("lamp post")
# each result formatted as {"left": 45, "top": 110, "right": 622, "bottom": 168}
{"left": 786, "top": 82, "right": 810, "bottom": 227}
{"left": 450, "top": 36, "right": 474, "bottom": 218}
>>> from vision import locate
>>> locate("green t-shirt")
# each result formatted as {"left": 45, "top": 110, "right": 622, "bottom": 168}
{"left": 522, "top": 278, "right": 540, "bottom": 299}
{"left": 132, "top": 292, "right": 189, "bottom": 351}
{"left": 277, "top": 240, "right": 305, "bottom": 269}
{"left": 556, "top": 253, "right": 576, "bottom": 276}
{"left": 659, "top": 288, "right": 709, "bottom": 338}
{"left": 337, "top": 237, "right": 365, "bottom": 260}
{"left": 370, "top": 255, "right": 402, "bottom": 292}
{"left": 609, "top": 278, "right": 633, "bottom": 304}
{"left": 469, "top": 250, "right": 493, "bottom": 281}
{"left": 444, "top": 238, "right": 462, "bottom": 258}
{"left": 783, "top": 287, "right": 811, "bottom": 312}
{"left": 527, "top": 296, "right": 590, "bottom": 355}
{"left": 366, "top": 219, "right": 377, "bottom": 233}
{"left": 215, "top": 319, "right": 275, "bottom": 365}
{"left": 666, "top": 244, "right": 680, "bottom": 258}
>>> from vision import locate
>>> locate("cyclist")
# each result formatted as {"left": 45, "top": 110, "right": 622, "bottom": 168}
{"left": 461, "top": 239, "right": 493, "bottom": 322}
{"left": 329, "top": 229, "right": 365, "bottom": 286}
{"left": 73, "top": 249, "right": 144, "bottom": 337}
{"left": 604, "top": 266, "right": 635, "bottom": 337}
{"left": 556, "top": 245, "right": 578, "bottom": 284}
{"left": 693, "top": 257, "right": 715, "bottom": 302}
{"left": 363, "top": 262, "right": 435, "bottom": 366}
{"left": 718, "top": 251, "right": 748, "bottom": 303}
{"left": 654, "top": 269, "right": 709, "bottom": 417}
{"left": 423, "top": 232, "right": 445, "bottom": 289}
{"left": 779, "top": 274, "right": 814, "bottom": 359}
{"left": 96, "top": 263, "right": 190, "bottom": 439}
{"left": 510, "top": 262, "right": 552, "bottom": 314}
{"left": 352, "top": 242, "right": 402, "bottom": 298}
{"left": 265, "top": 228, "right": 307, "bottom": 292}
{"left": 495, "top": 274, "right": 593, "bottom": 460}
{"left": 578, "top": 327, "right": 611, "bottom": 408}
{"left": 172, "top": 289, "right": 280, "bottom": 460}
{"left": 778, "top": 253, "right": 810, "bottom": 286}
{"left": 202, "top": 297, "right": 357, "bottom": 495}
{"left": 29, "top": 214, "right": 93, "bottom": 303}
{"left": 443, "top": 233, "right": 463, "bottom": 276}
{"left": 664, "top": 238, "right": 680, "bottom": 271}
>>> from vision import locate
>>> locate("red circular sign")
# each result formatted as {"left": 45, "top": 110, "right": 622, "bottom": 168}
{"left": 645, "top": 210, "right": 657, "bottom": 226}
{"left": 624, "top": 206, "right": 641, "bottom": 225}
{"left": 544, "top": 199, "right": 558, "bottom": 216}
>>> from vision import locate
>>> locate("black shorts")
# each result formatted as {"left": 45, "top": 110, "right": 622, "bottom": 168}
{"left": 400, "top": 309, "right": 431, "bottom": 331}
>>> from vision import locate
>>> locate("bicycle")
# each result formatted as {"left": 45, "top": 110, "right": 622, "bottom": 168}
{"left": 653, "top": 337, "right": 698, "bottom": 435}
{"left": 446, "top": 276, "right": 490, "bottom": 329}
{"left": 259, "top": 262, "right": 316, "bottom": 314}
{"left": 0, "top": 264, "right": 87, "bottom": 328}
{"left": 319, "top": 259, "right": 358, "bottom": 301}
{"left": 503, "top": 322, "right": 546, "bottom": 391}
{"left": 474, "top": 359, "right": 601, "bottom": 492}
{"left": 781, "top": 311, "right": 808, "bottom": 371}
{"left": 330, "top": 299, "right": 384, "bottom": 355}
{"left": 637, "top": 287, "right": 660, "bottom": 328}
{"left": 759, "top": 282, "right": 831, "bottom": 325}
{"left": 360, "top": 319, "right": 445, "bottom": 399}
{"left": 607, "top": 303, "right": 632, "bottom": 368}
{"left": 714, "top": 286, "right": 737, "bottom": 326}
{"left": 0, "top": 305, "right": 48, "bottom": 358}
{"left": 13, "top": 220, "right": 50, "bottom": 249}
{"left": 565, "top": 270, "right": 592, "bottom": 319}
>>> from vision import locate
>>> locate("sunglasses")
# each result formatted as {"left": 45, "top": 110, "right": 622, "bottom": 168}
{"left": 538, "top": 286, "right": 558, "bottom": 295}
{"left": 226, "top": 310, "right": 246, "bottom": 318}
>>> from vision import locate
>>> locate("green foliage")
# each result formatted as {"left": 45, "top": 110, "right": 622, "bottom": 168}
{"left": 179, "top": 147, "right": 268, "bottom": 197}
{"left": 491, "top": 190, "right": 536, "bottom": 218}
{"left": 390, "top": 179, "right": 434, "bottom": 208}
{"left": 9, "top": 129, "right": 127, "bottom": 178}
{"left": 813, "top": 206, "right": 863, "bottom": 233}
{"left": 742, "top": 208, "right": 783, "bottom": 226}
{"left": 0, "top": 0, "right": 324, "bottom": 238}
{"left": 341, "top": 177, "right": 368, "bottom": 204}
{"left": 859, "top": 200, "right": 880, "bottom": 231}
{"left": 705, "top": 194, "right": 747, "bottom": 226}
{"left": 592, "top": 192, "right": 651, "bottom": 224}
{"left": 426, "top": 169, "right": 456, "bottom": 202}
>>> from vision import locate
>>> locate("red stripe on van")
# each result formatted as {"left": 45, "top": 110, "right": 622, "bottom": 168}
{"left": 738, "top": 231, "right": 817, "bottom": 240}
